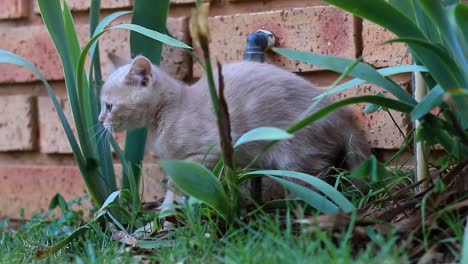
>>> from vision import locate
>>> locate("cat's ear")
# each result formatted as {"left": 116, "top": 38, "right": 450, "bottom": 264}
{"left": 108, "top": 53, "right": 132, "bottom": 69}
{"left": 126, "top": 56, "right": 152, "bottom": 87}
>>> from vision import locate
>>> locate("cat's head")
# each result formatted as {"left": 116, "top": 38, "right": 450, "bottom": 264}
{"left": 98, "top": 54, "right": 156, "bottom": 133}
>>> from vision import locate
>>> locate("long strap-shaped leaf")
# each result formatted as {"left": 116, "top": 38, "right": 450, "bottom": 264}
{"left": 420, "top": 0, "right": 468, "bottom": 74}
{"left": 321, "top": 0, "right": 465, "bottom": 90}
{"left": 38, "top": 0, "right": 95, "bottom": 159}
{"left": 273, "top": 48, "right": 417, "bottom": 105}
{"left": 314, "top": 65, "right": 428, "bottom": 101}
{"left": 244, "top": 170, "right": 355, "bottom": 212}
{"left": 88, "top": 5, "right": 129, "bottom": 193}
{"left": 39, "top": 0, "right": 116, "bottom": 206}
{"left": 123, "top": 0, "right": 170, "bottom": 191}
{"left": 288, "top": 97, "right": 413, "bottom": 134}
{"left": 265, "top": 176, "right": 339, "bottom": 214}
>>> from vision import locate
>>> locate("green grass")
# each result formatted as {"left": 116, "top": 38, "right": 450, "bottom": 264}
{"left": 0, "top": 174, "right": 410, "bottom": 264}
{"left": 0, "top": 209, "right": 406, "bottom": 264}
{"left": 2, "top": 166, "right": 467, "bottom": 264}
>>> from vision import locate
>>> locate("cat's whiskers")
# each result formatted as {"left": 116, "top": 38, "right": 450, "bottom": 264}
{"left": 87, "top": 123, "right": 103, "bottom": 132}
{"left": 95, "top": 126, "right": 109, "bottom": 144}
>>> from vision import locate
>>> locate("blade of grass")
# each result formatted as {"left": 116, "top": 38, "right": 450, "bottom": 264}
{"left": 36, "top": 191, "right": 120, "bottom": 260}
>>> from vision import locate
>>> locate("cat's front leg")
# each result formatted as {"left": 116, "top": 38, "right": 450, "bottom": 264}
{"left": 158, "top": 154, "right": 213, "bottom": 229}
{"left": 159, "top": 179, "right": 178, "bottom": 211}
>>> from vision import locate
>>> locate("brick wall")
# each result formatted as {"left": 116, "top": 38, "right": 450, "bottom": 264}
{"left": 0, "top": 0, "right": 411, "bottom": 219}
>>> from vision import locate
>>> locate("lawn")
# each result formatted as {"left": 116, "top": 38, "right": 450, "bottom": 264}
{"left": 2, "top": 168, "right": 466, "bottom": 263}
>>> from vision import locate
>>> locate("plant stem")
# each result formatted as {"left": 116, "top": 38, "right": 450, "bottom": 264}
{"left": 414, "top": 71, "right": 429, "bottom": 191}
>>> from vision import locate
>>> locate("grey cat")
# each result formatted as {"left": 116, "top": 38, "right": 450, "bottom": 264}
{"left": 99, "top": 55, "right": 371, "bottom": 207}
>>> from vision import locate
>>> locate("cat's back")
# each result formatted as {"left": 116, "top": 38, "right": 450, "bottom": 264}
{"left": 187, "top": 61, "right": 333, "bottom": 125}
{"left": 221, "top": 61, "right": 322, "bottom": 98}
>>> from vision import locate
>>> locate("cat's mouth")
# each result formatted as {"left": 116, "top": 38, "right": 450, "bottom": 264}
{"left": 103, "top": 122, "right": 124, "bottom": 133}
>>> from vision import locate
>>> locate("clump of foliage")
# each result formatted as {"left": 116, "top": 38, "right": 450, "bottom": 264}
{"left": 0, "top": 0, "right": 467, "bottom": 262}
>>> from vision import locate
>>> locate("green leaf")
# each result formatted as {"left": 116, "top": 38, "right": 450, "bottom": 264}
{"left": 245, "top": 170, "right": 355, "bottom": 212}
{"left": 159, "top": 160, "right": 230, "bottom": 220}
{"left": 38, "top": 0, "right": 94, "bottom": 159}
{"left": 48, "top": 193, "right": 68, "bottom": 211}
{"left": 36, "top": 226, "right": 90, "bottom": 260}
{"left": 350, "top": 156, "right": 388, "bottom": 183}
{"left": 89, "top": 1, "right": 117, "bottom": 191}
{"left": 411, "top": 85, "right": 444, "bottom": 121}
{"left": 388, "top": 38, "right": 465, "bottom": 90}
{"left": 234, "top": 127, "right": 294, "bottom": 148}
{"left": 114, "top": 24, "right": 192, "bottom": 49}
{"left": 36, "top": 190, "right": 117, "bottom": 260}
{"left": 266, "top": 176, "right": 339, "bottom": 214}
{"left": 323, "top": 0, "right": 426, "bottom": 40}
{"left": 123, "top": 0, "right": 170, "bottom": 197}
{"left": 38, "top": 0, "right": 112, "bottom": 206}
{"left": 389, "top": 0, "right": 417, "bottom": 23}
{"left": 288, "top": 95, "right": 414, "bottom": 134}
{"left": 273, "top": 47, "right": 416, "bottom": 105}
{"left": 135, "top": 239, "right": 172, "bottom": 249}
{"left": 364, "top": 93, "right": 386, "bottom": 113}
{"left": 418, "top": 116, "right": 468, "bottom": 160}
{"left": 96, "top": 190, "right": 121, "bottom": 215}
{"left": 455, "top": 4, "right": 468, "bottom": 45}
{"left": 420, "top": 0, "right": 468, "bottom": 71}
{"left": 462, "top": 217, "right": 468, "bottom": 264}
{"left": 315, "top": 65, "right": 428, "bottom": 101}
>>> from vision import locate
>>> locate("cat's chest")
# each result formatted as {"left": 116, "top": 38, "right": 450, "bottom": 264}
{"left": 151, "top": 130, "right": 193, "bottom": 160}
{"left": 152, "top": 137, "right": 173, "bottom": 160}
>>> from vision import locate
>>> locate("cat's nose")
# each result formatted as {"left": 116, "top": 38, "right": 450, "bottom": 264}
{"left": 98, "top": 115, "right": 105, "bottom": 124}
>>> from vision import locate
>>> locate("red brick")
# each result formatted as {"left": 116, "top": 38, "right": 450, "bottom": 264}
{"left": 38, "top": 96, "right": 74, "bottom": 153}
{"left": 0, "top": 0, "right": 28, "bottom": 20}
{"left": 331, "top": 77, "right": 412, "bottom": 149}
{"left": 0, "top": 164, "right": 165, "bottom": 219}
{"left": 0, "top": 17, "right": 190, "bottom": 83}
{"left": 99, "top": 16, "right": 191, "bottom": 80}
{"left": 34, "top": 0, "right": 132, "bottom": 13}
{"left": 362, "top": 20, "right": 411, "bottom": 67}
{"left": 38, "top": 96, "right": 126, "bottom": 154}
{"left": 0, "top": 95, "right": 36, "bottom": 151}
{"left": 0, "top": 25, "right": 66, "bottom": 83}
{"left": 194, "top": 6, "right": 356, "bottom": 76}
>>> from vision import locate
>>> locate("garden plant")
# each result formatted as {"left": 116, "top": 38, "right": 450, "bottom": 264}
{"left": 0, "top": 0, "right": 467, "bottom": 262}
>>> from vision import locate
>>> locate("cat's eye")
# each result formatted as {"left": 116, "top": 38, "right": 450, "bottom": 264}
{"left": 105, "top": 103, "right": 113, "bottom": 112}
